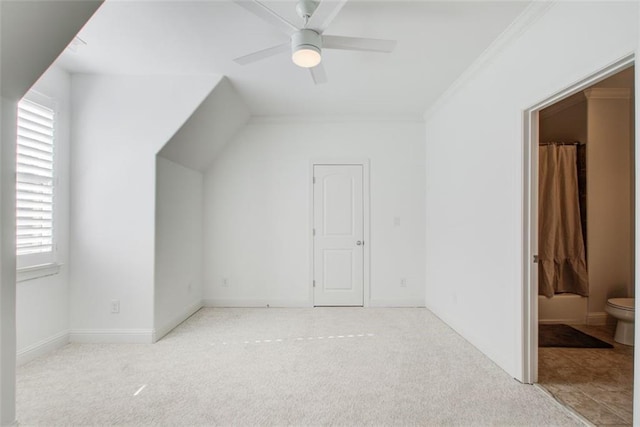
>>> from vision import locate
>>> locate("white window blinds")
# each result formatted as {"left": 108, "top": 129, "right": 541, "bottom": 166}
{"left": 16, "top": 98, "right": 55, "bottom": 261}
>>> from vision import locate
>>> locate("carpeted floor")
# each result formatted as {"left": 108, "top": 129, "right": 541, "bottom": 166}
{"left": 17, "top": 308, "right": 582, "bottom": 425}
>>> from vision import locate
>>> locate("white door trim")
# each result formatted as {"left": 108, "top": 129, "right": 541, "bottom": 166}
{"left": 521, "top": 54, "right": 635, "bottom": 384}
{"left": 309, "top": 159, "right": 370, "bottom": 307}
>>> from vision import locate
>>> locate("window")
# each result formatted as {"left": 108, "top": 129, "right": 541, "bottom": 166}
{"left": 16, "top": 96, "right": 56, "bottom": 270}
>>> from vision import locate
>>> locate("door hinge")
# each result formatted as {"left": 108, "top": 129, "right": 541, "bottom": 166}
{"left": 533, "top": 255, "right": 539, "bottom": 263}
{"left": 313, "top": 280, "right": 316, "bottom": 287}
{"left": 313, "top": 176, "right": 316, "bottom": 184}
{"left": 313, "top": 228, "right": 316, "bottom": 236}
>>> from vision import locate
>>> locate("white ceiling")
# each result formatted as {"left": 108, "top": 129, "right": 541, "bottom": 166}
{"left": 56, "top": 0, "right": 530, "bottom": 117}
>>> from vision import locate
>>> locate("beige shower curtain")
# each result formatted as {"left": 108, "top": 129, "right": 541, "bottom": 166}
{"left": 538, "top": 144, "right": 588, "bottom": 298}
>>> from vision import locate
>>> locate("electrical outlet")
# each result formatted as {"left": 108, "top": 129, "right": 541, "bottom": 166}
{"left": 400, "top": 278, "right": 407, "bottom": 288}
{"left": 222, "top": 277, "right": 229, "bottom": 288}
{"left": 110, "top": 299, "right": 120, "bottom": 314}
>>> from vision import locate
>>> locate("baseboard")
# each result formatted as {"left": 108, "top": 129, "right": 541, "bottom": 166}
{"left": 69, "top": 329, "right": 154, "bottom": 344}
{"left": 203, "top": 298, "right": 426, "bottom": 308}
{"left": 587, "top": 311, "right": 611, "bottom": 326}
{"left": 17, "top": 330, "right": 69, "bottom": 366}
{"left": 202, "top": 298, "right": 311, "bottom": 308}
{"left": 368, "top": 298, "right": 426, "bottom": 308}
{"left": 153, "top": 300, "right": 203, "bottom": 342}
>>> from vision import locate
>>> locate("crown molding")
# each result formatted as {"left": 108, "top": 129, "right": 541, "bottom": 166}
{"left": 583, "top": 87, "right": 632, "bottom": 100}
{"left": 424, "top": 0, "right": 555, "bottom": 121}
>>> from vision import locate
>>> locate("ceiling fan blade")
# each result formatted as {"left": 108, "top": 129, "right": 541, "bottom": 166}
{"left": 322, "top": 35, "right": 397, "bottom": 53}
{"left": 309, "top": 63, "right": 328, "bottom": 85}
{"left": 234, "top": 43, "right": 290, "bottom": 65}
{"left": 305, "top": 0, "right": 348, "bottom": 33}
{"left": 234, "top": 0, "right": 299, "bottom": 35}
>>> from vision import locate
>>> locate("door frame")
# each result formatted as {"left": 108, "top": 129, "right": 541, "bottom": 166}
{"left": 521, "top": 54, "right": 635, "bottom": 384}
{"left": 309, "top": 159, "right": 371, "bottom": 307}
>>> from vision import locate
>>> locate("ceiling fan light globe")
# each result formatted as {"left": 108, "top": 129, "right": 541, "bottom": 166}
{"left": 292, "top": 47, "right": 322, "bottom": 68}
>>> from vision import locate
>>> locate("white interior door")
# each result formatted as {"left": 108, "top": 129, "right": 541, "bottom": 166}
{"left": 313, "top": 164, "right": 364, "bottom": 306}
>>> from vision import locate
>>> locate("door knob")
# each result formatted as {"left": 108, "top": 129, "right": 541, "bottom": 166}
{"left": 356, "top": 241, "right": 363, "bottom": 246}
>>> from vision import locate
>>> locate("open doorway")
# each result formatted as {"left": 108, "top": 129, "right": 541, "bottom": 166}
{"left": 522, "top": 56, "right": 635, "bottom": 424}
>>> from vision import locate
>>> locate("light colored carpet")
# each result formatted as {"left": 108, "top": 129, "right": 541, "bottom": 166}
{"left": 17, "top": 308, "right": 581, "bottom": 426}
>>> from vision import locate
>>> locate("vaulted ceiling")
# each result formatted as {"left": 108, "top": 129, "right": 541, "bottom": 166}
{"left": 56, "top": 0, "right": 530, "bottom": 117}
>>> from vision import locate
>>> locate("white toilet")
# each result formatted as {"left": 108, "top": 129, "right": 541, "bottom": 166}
{"left": 605, "top": 298, "right": 635, "bottom": 346}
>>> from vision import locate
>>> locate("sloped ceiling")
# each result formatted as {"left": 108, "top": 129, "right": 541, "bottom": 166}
{"left": 158, "top": 76, "right": 251, "bottom": 171}
{"left": 1, "top": 0, "right": 103, "bottom": 99}
{"left": 55, "top": 0, "right": 531, "bottom": 117}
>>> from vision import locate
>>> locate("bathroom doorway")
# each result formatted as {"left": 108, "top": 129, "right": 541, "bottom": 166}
{"left": 536, "top": 65, "right": 635, "bottom": 424}
{"left": 520, "top": 55, "right": 637, "bottom": 384}
{"left": 537, "top": 66, "right": 635, "bottom": 326}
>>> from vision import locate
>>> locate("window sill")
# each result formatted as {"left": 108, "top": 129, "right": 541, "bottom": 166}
{"left": 17, "top": 263, "right": 62, "bottom": 283}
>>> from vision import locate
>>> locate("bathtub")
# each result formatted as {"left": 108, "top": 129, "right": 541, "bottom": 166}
{"left": 538, "top": 293, "right": 587, "bottom": 325}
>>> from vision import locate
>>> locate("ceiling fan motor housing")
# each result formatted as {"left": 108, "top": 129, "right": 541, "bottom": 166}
{"left": 292, "top": 29, "right": 322, "bottom": 53}
{"left": 291, "top": 29, "right": 322, "bottom": 67}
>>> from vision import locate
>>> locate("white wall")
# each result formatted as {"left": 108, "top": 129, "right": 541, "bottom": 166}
{"left": 16, "top": 65, "right": 72, "bottom": 363}
{"left": 0, "top": 2, "right": 101, "bottom": 423}
{"left": 586, "top": 88, "right": 633, "bottom": 318}
{"left": 154, "top": 156, "right": 203, "bottom": 340}
{"left": 203, "top": 119, "right": 426, "bottom": 307}
{"left": 153, "top": 77, "right": 247, "bottom": 340}
{"left": 69, "top": 74, "right": 219, "bottom": 342}
{"left": 0, "top": 93, "right": 18, "bottom": 427}
{"left": 423, "top": 1, "right": 638, "bottom": 379}
{"left": 0, "top": 7, "right": 15, "bottom": 422}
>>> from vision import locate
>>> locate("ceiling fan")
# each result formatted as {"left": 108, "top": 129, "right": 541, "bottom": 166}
{"left": 233, "top": 0, "right": 397, "bottom": 84}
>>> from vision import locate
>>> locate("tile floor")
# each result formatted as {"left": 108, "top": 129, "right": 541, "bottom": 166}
{"left": 538, "top": 323, "right": 633, "bottom": 426}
